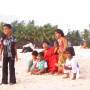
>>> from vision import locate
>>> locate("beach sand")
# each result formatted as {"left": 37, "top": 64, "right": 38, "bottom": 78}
{"left": 0, "top": 49, "right": 90, "bottom": 90}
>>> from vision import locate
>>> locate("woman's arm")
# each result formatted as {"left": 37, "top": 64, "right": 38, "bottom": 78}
{"left": 62, "top": 37, "right": 68, "bottom": 51}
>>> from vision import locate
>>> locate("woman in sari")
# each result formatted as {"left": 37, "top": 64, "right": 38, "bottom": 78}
{"left": 55, "top": 29, "right": 68, "bottom": 74}
{"left": 42, "top": 41, "right": 58, "bottom": 74}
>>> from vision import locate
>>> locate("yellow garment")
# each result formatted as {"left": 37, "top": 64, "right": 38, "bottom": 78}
{"left": 58, "top": 53, "right": 66, "bottom": 67}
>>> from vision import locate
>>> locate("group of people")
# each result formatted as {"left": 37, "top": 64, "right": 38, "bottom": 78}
{"left": 0, "top": 24, "right": 80, "bottom": 85}
{"left": 27, "top": 29, "right": 80, "bottom": 80}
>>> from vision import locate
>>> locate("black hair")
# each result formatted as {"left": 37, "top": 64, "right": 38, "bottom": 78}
{"left": 43, "top": 41, "right": 49, "bottom": 45}
{"left": 3, "top": 24, "right": 12, "bottom": 29}
{"left": 54, "top": 40, "right": 59, "bottom": 46}
{"left": 65, "top": 47, "right": 75, "bottom": 56}
{"left": 81, "top": 41, "right": 88, "bottom": 46}
{"left": 38, "top": 52, "right": 44, "bottom": 57}
{"left": 32, "top": 51, "right": 38, "bottom": 56}
{"left": 55, "top": 29, "right": 64, "bottom": 37}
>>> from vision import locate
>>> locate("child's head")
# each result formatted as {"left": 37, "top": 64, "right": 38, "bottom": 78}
{"left": 3, "top": 24, "right": 13, "bottom": 36}
{"left": 64, "top": 47, "right": 75, "bottom": 59}
{"left": 32, "top": 51, "right": 38, "bottom": 60}
{"left": 37, "top": 52, "right": 44, "bottom": 61}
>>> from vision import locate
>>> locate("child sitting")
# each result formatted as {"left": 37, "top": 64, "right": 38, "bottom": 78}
{"left": 63, "top": 47, "right": 80, "bottom": 80}
{"left": 31, "top": 52, "right": 48, "bottom": 75}
{"left": 27, "top": 51, "right": 38, "bottom": 72}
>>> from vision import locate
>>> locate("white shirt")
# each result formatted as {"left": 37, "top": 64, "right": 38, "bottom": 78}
{"left": 65, "top": 57, "right": 79, "bottom": 73}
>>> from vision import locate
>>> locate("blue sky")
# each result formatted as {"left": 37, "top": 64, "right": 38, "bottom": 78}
{"left": 0, "top": 0, "right": 90, "bottom": 34}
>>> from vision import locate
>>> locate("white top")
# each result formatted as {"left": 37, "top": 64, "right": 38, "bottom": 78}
{"left": 65, "top": 57, "right": 79, "bottom": 73}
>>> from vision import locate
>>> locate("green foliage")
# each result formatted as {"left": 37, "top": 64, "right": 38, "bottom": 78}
{"left": 67, "top": 30, "right": 82, "bottom": 46}
{"left": 0, "top": 20, "right": 56, "bottom": 48}
{"left": 0, "top": 20, "right": 90, "bottom": 48}
{"left": 82, "top": 29, "right": 90, "bottom": 40}
{"left": 82, "top": 29, "right": 90, "bottom": 47}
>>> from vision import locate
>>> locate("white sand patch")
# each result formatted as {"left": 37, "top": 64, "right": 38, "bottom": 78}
{"left": 0, "top": 47, "right": 90, "bottom": 90}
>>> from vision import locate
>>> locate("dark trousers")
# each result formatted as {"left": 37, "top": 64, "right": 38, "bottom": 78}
{"left": 2, "top": 57, "right": 16, "bottom": 84}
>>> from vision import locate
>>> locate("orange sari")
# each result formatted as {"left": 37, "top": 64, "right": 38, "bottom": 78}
{"left": 57, "top": 37, "right": 68, "bottom": 73}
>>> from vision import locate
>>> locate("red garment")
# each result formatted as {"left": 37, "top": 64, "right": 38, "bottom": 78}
{"left": 44, "top": 47, "right": 58, "bottom": 73}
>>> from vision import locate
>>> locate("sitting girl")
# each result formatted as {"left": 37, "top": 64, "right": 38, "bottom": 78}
{"left": 63, "top": 47, "right": 80, "bottom": 80}
{"left": 31, "top": 52, "right": 48, "bottom": 75}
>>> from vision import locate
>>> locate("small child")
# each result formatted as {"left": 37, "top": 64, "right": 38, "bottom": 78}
{"left": 27, "top": 51, "right": 38, "bottom": 72}
{"left": 31, "top": 52, "right": 48, "bottom": 75}
{"left": 63, "top": 47, "right": 80, "bottom": 80}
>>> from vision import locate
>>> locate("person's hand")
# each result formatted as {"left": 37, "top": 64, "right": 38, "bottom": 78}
{"left": 0, "top": 55, "right": 2, "bottom": 61}
{"left": 15, "top": 56, "right": 18, "bottom": 62}
{"left": 36, "top": 71, "right": 41, "bottom": 75}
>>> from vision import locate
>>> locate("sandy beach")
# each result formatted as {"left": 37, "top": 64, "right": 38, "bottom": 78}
{"left": 0, "top": 48, "right": 90, "bottom": 90}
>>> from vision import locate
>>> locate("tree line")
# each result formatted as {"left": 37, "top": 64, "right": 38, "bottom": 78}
{"left": 0, "top": 20, "right": 90, "bottom": 48}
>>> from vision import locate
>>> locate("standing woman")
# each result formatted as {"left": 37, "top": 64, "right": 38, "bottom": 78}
{"left": 0, "top": 24, "right": 18, "bottom": 85}
{"left": 55, "top": 29, "right": 68, "bottom": 74}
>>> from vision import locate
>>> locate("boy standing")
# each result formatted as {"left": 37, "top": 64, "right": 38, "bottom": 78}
{"left": 0, "top": 24, "right": 18, "bottom": 85}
